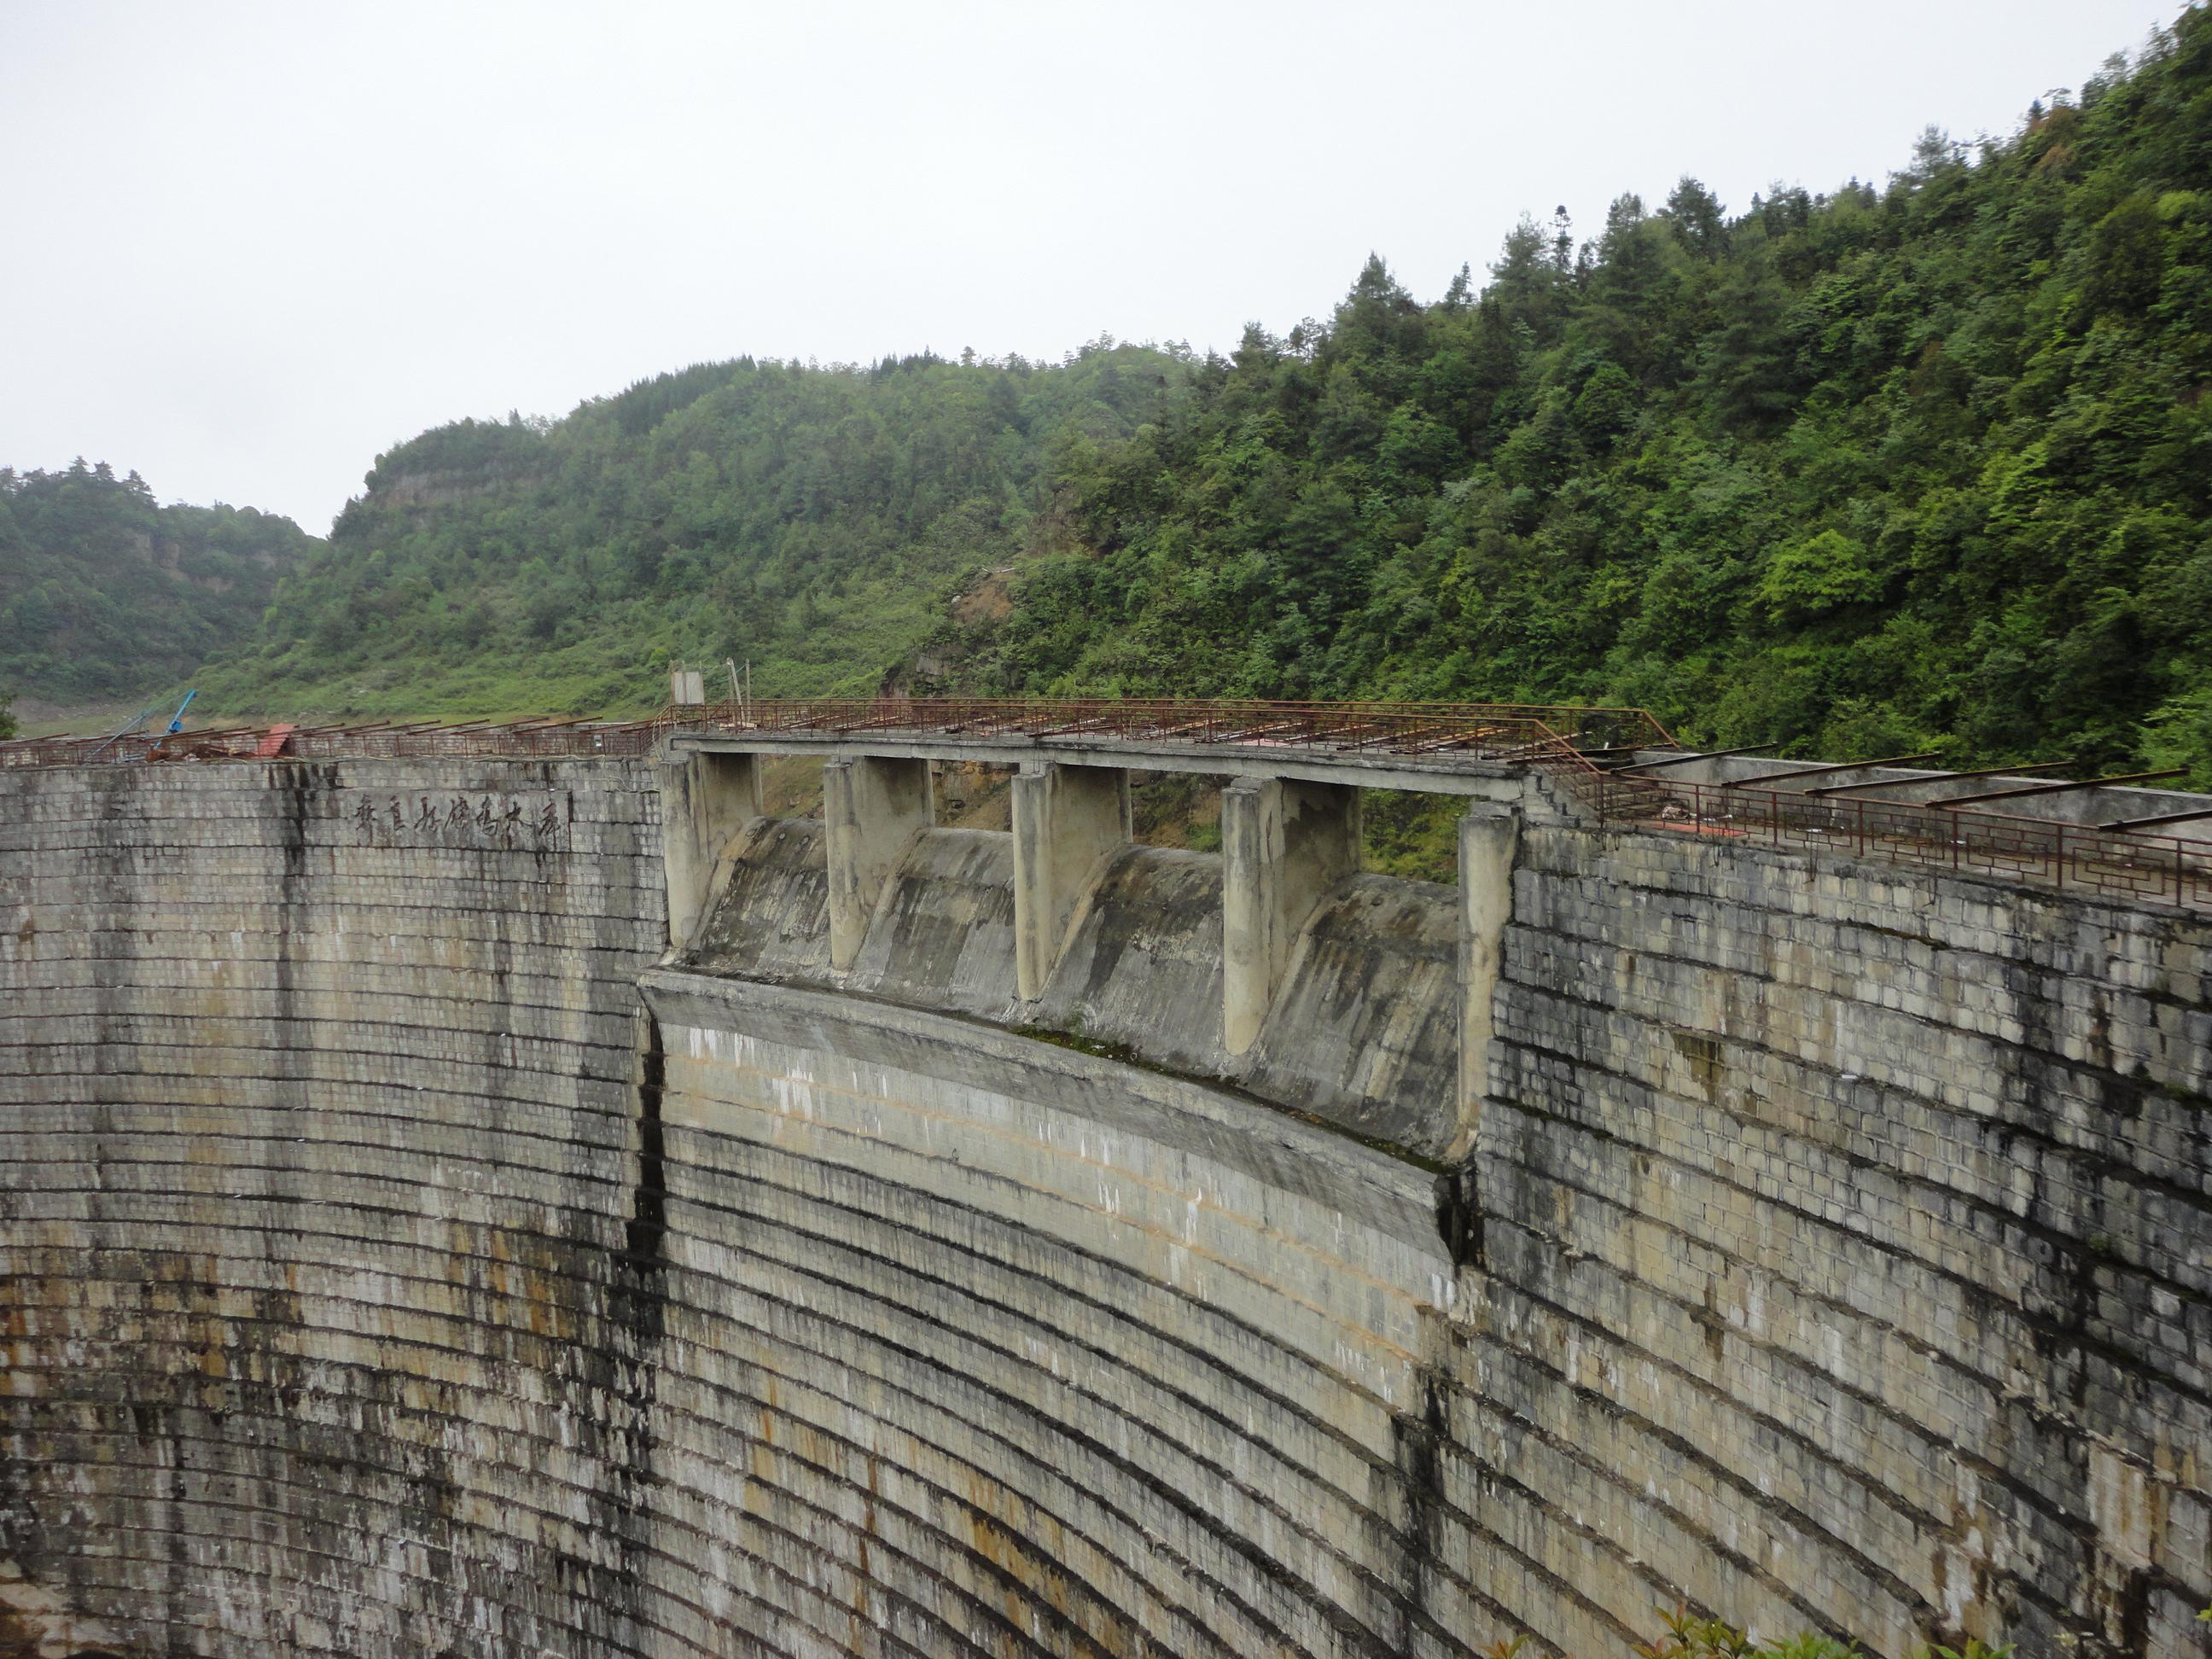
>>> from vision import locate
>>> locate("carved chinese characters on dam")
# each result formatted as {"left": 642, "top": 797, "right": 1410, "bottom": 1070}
{"left": 348, "top": 789, "right": 572, "bottom": 851}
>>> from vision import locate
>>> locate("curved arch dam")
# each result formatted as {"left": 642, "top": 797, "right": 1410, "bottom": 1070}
{"left": 1, "top": 742, "right": 2206, "bottom": 1656}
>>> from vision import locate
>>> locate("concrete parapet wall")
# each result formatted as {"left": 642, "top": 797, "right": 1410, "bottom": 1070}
{"left": 1, "top": 760, "right": 2206, "bottom": 1657}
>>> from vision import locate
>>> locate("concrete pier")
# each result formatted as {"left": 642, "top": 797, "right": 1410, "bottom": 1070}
{"left": 823, "top": 754, "right": 933, "bottom": 969}
{"left": 1010, "top": 761, "right": 1132, "bottom": 1001}
{"left": 1220, "top": 777, "right": 1361, "bottom": 1054}
{"left": 1455, "top": 806, "right": 1520, "bottom": 1160}
{"left": 659, "top": 750, "right": 763, "bottom": 949}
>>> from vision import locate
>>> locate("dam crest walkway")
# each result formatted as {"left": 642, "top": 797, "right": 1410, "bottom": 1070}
{"left": 6, "top": 695, "right": 2209, "bottom": 911}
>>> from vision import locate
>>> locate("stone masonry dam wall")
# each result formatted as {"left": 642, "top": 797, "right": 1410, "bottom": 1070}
{"left": 1, "top": 757, "right": 2207, "bottom": 1657}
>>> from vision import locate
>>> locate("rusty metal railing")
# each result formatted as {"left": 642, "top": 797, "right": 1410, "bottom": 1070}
{"left": 681, "top": 696, "right": 1679, "bottom": 760}
{"left": 7, "top": 696, "right": 2203, "bottom": 911}
{"left": 1594, "top": 774, "right": 2212, "bottom": 911}
{"left": 1, "top": 697, "right": 1674, "bottom": 771}
{"left": 0, "top": 715, "right": 672, "bottom": 769}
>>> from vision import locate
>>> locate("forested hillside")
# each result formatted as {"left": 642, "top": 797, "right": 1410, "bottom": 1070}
{"left": 959, "top": 5, "right": 2212, "bottom": 780}
{"left": 21, "top": 9, "right": 2209, "bottom": 782}
{"left": 194, "top": 345, "right": 1185, "bottom": 718}
{"left": 0, "top": 462, "right": 315, "bottom": 717}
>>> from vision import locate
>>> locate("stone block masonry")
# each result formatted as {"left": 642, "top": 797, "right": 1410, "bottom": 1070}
{"left": 1, "top": 753, "right": 2207, "bottom": 1657}
{"left": 0, "top": 758, "right": 671, "bottom": 1657}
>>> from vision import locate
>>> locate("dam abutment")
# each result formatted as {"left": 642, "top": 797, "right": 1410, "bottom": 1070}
{"left": 3, "top": 722, "right": 2207, "bottom": 1656}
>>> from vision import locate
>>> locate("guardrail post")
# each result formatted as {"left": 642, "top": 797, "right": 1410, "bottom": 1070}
{"left": 1222, "top": 777, "right": 1360, "bottom": 1055}
{"left": 824, "top": 755, "right": 934, "bottom": 970}
{"left": 1012, "top": 762, "right": 1132, "bottom": 1002}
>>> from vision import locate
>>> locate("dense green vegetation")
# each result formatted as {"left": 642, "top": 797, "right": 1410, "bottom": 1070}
{"left": 193, "top": 345, "right": 1185, "bottom": 719}
{"left": 0, "top": 461, "right": 314, "bottom": 713}
{"left": 961, "top": 7, "right": 2212, "bottom": 783}
{"left": 15, "top": 9, "right": 2209, "bottom": 793}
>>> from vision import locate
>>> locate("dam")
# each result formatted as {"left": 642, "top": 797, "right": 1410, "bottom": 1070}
{"left": 1, "top": 698, "right": 2207, "bottom": 1658}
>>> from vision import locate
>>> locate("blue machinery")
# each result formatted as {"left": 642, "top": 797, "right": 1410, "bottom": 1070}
{"left": 85, "top": 689, "right": 197, "bottom": 760}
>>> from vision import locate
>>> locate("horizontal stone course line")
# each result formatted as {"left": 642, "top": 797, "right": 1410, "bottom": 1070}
{"left": 9, "top": 942, "right": 659, "bottom": 981}
{"left": 3, "top": 1317, "right": 1225, "bottom": 1659}
{"left": 3, "top": 933, "right": 659, "bottom": 969}
{"left": 9, "top": 1424, "right": 1127, "bottom": 1659}
{"left": 2, "top": 787, "right": 655, "bottom": 818}
{"left": 651, "top": 1184, "right": 1429, "bottom": 1645}
{"left": 0, "top": 1173, "right": 1418, "bottom": 1560}
{"left": 1504, "top": 905, "right": 2212, "bottom": 1086}
{"left": 0, "top": 1075, "right": 636, "bottom": 1137}
{"left": 1486, "top": 1028, "right": 2212, "bottom": 1442}
{"left": 658, "top": 1038, "right": 1441, "bottom": 1379}
{"left": 0, "top": 1032, "right": 641, "bottom": 1097}
{"left": 1504, "top": 916, "right": 2212, "bottom": 1185}
{"left": 0, "top": 1132, "right": 1504, "bottom": 1637}
{"left": 3, "top": 1304, "right": 1276, "bottom": 1659}
{"left": 0, "top": 1002, "right": 643, "bottom": 1059}
{"left": 1478, "top": 1082, "right": 2209, "bottom": 1505}
{"left": 1461, "top": 1208, "right": 1960, "bottom": 1570}
{"left": 1379, "top": 1396, "right": 1736, "bottom": 1659}
{"left": 1439, "top": 1299, "right": 1918, "bottom": 1644}
{"left": 0, "top": 1110, "right": 1433, "bottom": 1530}
{"left": 0, "top": 831, "right": 663, "bottom": 869}
{"left": 632, "top": 1110, "right": 1557, "bottom": 1654}
{"left": 0, "top": 1159, "right": 1441, "bottom": 1654}
{"left": 2, "top": 841, "right": 661, "bottom": 873}
{"left": 1501, "top": 882, "right": 2210, "bottom": 1127}
{"left": 3, "top": 898, "right": 667, "bottom": 946}
{"left": 1471, "top": 1203, "right": 2112, "bottom": 1631}
{"left": 634, "top": 1252, "right": 1453, "bottom": 1659}
{"left": 0, "top": 1522, "right": 690, "bottom": 1659}
{"left": 0, "top": 1096, "right": 638, "bottom": 1157}
{"left": 1454, "top": 1273, "right": 2135, "bottom": 1654}
{"left": 0, "top": 1107, "right": 637, "bottom": 1165}
{"left": 1531, "top": 824, "right": 2212, "bottom": 941}
{"left": 3, "top": 840, "right": 663, "bottom": 871}
{"left": 1, "top": 758, "right": 659, "bottom": 810}
{"left": 661, "top": 1140, "right": 1412, "bottom": 1478}
{"left": 655, "top": 1119, "right": 1415, "bottom": 1504}
{"left": 0, "top": 999, "right": 643, "bottom": 1061}
{"left": 0, "top": 977, "right": 649, "bottom": 1032}
{"left": 1489, "top": 999, "right": 2212, "bottom": 1373}
{"left": 1497, "top": 940, "right": 2211, "bottom": 1220}
{"left": 0, "top": 1499, "right": 795, "bottom": 1659}
{"left": 4, "top": 1066, "right": 1504, "bottom": 1659}
{"left": 654, "top": 1070, "right": 1434, "bottom": 1446}
{"left": 1511, "top": 840, "right": 2198, "bottom": 982}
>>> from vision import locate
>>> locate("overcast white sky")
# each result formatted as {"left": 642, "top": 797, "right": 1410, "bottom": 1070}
{"left": 0, "top": 0, "right": 2182, "bottom": 533}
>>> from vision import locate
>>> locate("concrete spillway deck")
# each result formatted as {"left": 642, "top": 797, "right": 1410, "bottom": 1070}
{"left": 3, "top": 745, "right": 2210, "bottom": 1659}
